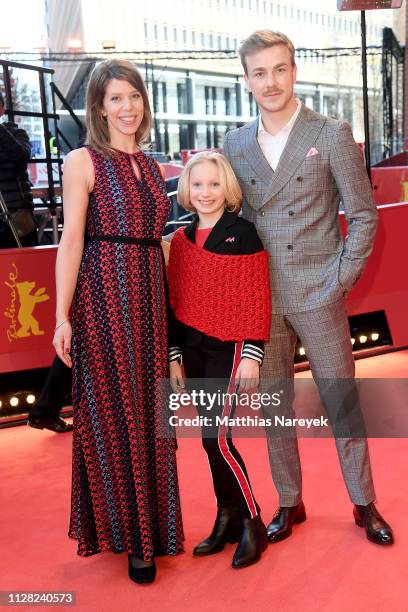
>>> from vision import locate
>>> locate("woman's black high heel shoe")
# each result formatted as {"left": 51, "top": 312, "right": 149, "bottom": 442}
{"left": 193, "top": 507, "right": 242, "bottom": 556}
{"left": 127, "top": 555, "right": 157, "bottom": 584}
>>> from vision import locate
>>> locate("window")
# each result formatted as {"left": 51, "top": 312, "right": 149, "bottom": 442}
{"left": 201, "top": 32, "right": 205, "bottom": 46}
{"left": 164, "top": 25, "right": 168, "bottom": 42}
{"left": 277, "top": 4, "right": 280, "bottom": 17}
{"left": 217, "top": 35, "right": 222, "bottom": 49}
{"left": 173, "top": 27, "right": 178, "bottom": 42}
{"left": 154, "top": 24, "right": 158, "bottom": 40}
{"left": 209, "top": 33, "right": 214, "bottom": 47}
{"left": 192, "top": 30, "right": 196, "bottom": 45}
{"left": 226, "top": 36, "right": 230, "bottom": 49}
{"left": 322, "top": 14, "right": 325, "bottom": 26}
{"left": 144, "top": 21, "right": 148, "bottom": 38}
{"left": 183, "top": 29, "right": 187, "bottom": 44}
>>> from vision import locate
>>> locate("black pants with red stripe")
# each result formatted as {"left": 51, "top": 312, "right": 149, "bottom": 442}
{"left": 182, "top": 337, "right": 260, "bottom": 519}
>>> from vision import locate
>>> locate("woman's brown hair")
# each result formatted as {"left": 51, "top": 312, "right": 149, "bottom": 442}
{"left": 85, "top": 59, "right": 151, "bottom": 156}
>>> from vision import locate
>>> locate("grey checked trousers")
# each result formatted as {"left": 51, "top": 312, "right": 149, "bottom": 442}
{"left": 262, "top": 299, "right": 376, "bottom": 507}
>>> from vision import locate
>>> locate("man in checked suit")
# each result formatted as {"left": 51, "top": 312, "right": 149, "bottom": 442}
{"left": 223, "top": 30, "right": 393, "bottom": 546}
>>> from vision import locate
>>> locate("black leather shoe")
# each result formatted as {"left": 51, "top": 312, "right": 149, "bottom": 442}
{"left": 128, "top": 555, "right": 156, "bottom": 584}
{"left": 232, "top": 515, "right": 268, "bottom": 569}
{"left": 353, "top": 503, "right": 394, "bottom": 545}
{"left": 267, "top": 501, "right": 306, "bottom": 543}
{"left": 193, "top": 507, "right": 241, "bottom": 556}
{"left": 28, "top": 416, "right": 73, "bottom": 433}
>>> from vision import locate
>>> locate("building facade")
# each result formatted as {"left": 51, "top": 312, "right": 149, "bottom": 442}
{"left": 45, "top": 0, "right": 405, "bottom": 158}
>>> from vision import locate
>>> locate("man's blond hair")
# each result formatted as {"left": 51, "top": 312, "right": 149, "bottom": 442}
{"left": 239, "top": 30, "right": 296, "bottom": 74}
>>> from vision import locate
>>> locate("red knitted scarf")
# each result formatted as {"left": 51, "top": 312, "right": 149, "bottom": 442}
{"left": 168, "top": 228, "right": 271, "bottom": 342}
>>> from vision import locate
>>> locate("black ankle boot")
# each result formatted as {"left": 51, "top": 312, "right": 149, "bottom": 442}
{"left": 232, "top": 515, "right": 268, "bottom": 569}
{"left": 127, "top": 555, "right": 156, "bottom": 584}
{"left": 193, "top": 507, "right": 242, "bottom": 556}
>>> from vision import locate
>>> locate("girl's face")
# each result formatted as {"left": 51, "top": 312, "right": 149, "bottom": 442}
{"left": 189, "top": 161, "right": 226, "bottom": 223}
{"left": 101, "top": 78, "right": 144, "bottom": 140}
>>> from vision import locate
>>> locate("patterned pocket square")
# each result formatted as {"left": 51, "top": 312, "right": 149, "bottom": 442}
{"left": 225, "top": 236, "right": 236, "bottom": 242}
{"left": 306, "top": 147, "right": 319, "bottom": 158}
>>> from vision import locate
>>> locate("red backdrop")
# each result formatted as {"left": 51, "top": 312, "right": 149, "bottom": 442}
{"left": 1, "top": 203, "right": 407, "bottom": 373}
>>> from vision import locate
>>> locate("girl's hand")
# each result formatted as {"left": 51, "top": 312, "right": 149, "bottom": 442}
{"left": 169, "top": 360, "right": 185, "bottom": 393}
{"left": 53, "top": 320, "right": 73, "bottom": 368}
{"left": 234, "top": 358, "right": 259, "bottom": 393}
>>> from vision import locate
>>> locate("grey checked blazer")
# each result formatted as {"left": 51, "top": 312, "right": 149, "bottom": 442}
{"left": 223, "top": 104, "right": 378, "bottom": 315}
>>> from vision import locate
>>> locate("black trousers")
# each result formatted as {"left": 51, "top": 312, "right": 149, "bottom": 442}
{"left": 182, "top": 337, "right": 260, "bottom": 519}
{"left": 29, "top": 356, "right": 72, "bottom": 420}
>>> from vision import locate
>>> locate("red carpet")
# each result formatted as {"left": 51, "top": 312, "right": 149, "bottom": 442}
{"left": 0, "top": 351, "right": 407, "bottom": 612}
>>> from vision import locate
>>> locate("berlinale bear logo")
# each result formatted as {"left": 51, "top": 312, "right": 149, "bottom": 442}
{"left": 4, "top": 263, "right": 50, "bottom": 341}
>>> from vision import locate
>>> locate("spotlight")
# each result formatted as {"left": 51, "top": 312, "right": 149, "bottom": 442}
{"left": 0, "top": 400, "right": 2, "bottom": 408}
{"left": 371, "top": 332, "right": 380, "bottom": 341}
{"left": 10, "top": 396, "right": 19, "bottom": 407}
{"left": 359, "top": 335, "right": 368, "bottom": 343}
{"left": 299, "top": 347, "right": 306, "bottom": 356}
{"left": 67, "top": 39, "right": 82, "bottom": 51}
{"left": 26, "top": 394, "right": 36, "bottom": 404}
{"left": 351, "top": 338, "right": 356, "bottom": 345}
{"left": 102, "top": 40, "right": 116, "bottom": 49}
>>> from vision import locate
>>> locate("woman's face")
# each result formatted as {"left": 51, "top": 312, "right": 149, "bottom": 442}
{"left": 101, "top": 78, "right": 144, "bottom": 140}
{"left": 189, "top": 161, "right": 226, "bottom": 222}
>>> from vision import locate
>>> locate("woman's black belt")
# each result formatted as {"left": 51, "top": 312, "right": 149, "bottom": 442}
{"left": 86, "top": 235, "right": 161, "bottom": 247}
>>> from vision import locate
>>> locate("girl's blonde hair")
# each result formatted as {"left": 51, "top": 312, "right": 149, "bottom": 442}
{"left": 85, "top": 59, "right": 151, "bottom": 157}
{"left": 177, "top": 151, "right": 242, "bottom": 213}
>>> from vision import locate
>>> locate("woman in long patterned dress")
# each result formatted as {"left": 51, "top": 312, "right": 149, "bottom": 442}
{"left": 53, "top": 60, "right": 184, "bottom": 584}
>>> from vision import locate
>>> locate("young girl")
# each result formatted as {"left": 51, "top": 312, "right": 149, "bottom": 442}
{"left": 168, "top": 151, "right": 271, "bottom": 569}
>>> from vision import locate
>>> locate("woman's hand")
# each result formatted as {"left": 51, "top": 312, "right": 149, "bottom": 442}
{"left": 169, "top": 360, "right": 185, "bottom": 394}
{"left": 53, "top": 320, "right": 73, "bottom": 368}
{"left": 234, "top": 358, "right": 260, "bottom": 393}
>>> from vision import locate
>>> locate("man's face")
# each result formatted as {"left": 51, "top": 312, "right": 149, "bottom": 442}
{"left": 244, "top": 44, "right": 297, "bottom": 115}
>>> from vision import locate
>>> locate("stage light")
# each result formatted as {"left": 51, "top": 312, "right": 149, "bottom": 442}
{"left": 67, "top": 39, "right": 82, "bottom": 51}
{"left": 10, "top": 396, "right": 19, "bottom": 407}
{"left": 351, "top": 338, "right": 356, "bottom": 345}
{"left": 371, "top": 332, "right": 380, "bottom": 341}
{"left": 102, "top": 40, "right": 116, "bottom": 49}
{"left": 26, "top": 394, "right": 36, "bottom": 404}
{"left": 359, "top": 335, "right": 368, "bottom": 343}
{"left": 299, "top": 347, "right": 306, "bottom": 356}
{"left": 0, "top": 400, "right": 2, "bottom": 408}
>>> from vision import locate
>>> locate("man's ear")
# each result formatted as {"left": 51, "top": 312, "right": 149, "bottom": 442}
{"left": 243, "top": 73, "right": 251, "bottom": 93}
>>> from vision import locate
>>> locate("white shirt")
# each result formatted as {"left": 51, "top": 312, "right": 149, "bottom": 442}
{"left": 257, "top": 98, "right": 302, "bottom": 171}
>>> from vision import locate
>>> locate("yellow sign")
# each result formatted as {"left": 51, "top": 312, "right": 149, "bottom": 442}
{"left": 4, "top": 263, "right": 50, "bottom": 342}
